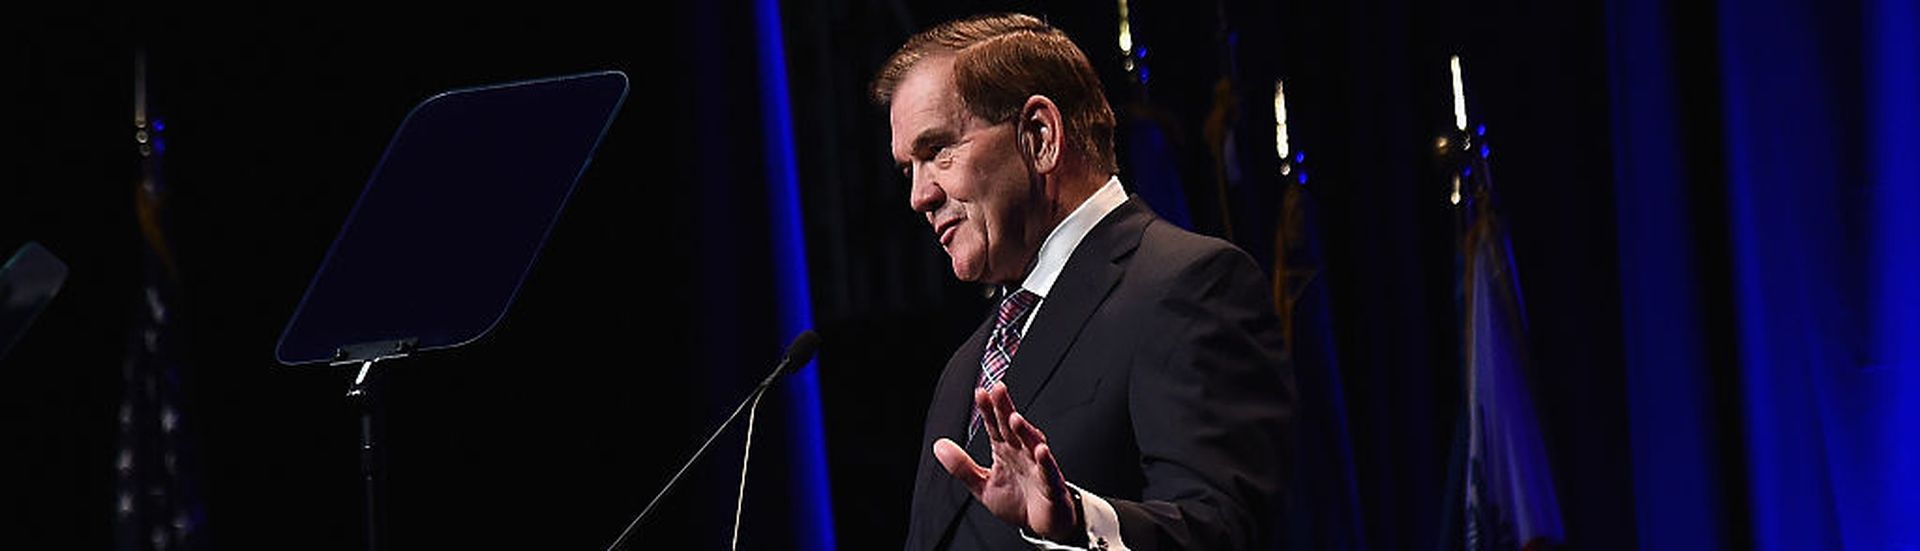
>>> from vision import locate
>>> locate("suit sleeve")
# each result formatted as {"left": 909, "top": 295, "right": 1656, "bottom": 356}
{"left": 1109, "top": 245, "right": 1296, "bottom": 550}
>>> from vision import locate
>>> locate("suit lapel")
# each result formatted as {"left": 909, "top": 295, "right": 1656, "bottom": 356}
{"left": 911, "top": 314, "right": 995, "bottom": 548}
{"left": 914, "top": 197, "right": 1157, "bottom": 549}
{"left": 1001, "top": 198, "right": 1151, "bottom": 412}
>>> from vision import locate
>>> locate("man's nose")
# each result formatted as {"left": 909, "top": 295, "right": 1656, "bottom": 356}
{"left": 908, "top": 169, "right": 944, "bottom": 214}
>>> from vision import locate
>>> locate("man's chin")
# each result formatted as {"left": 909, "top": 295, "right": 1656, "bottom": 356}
{"left": 948, "top": 256, "right": 986, "bottom": 283}
{"left": 950, "top": 265, "right": 983, "bottom": 283}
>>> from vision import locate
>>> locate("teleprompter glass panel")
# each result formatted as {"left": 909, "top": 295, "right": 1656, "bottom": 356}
{"left": 276, "top": 71, "right": 628, "bottom": 365}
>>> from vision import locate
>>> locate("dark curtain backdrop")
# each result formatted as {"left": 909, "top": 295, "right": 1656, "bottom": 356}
{"left": 1, "top": 4, "right": 822, "bottom": 549}
{"left": 3, "top": 0, "right": 1912, "bottom": 549}
{"left": 1613, "top": 0, "right": 1920, "bottom": 548}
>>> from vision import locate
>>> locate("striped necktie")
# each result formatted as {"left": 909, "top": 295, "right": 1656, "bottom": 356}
{"left": 969, "top": 288, "right": 1041, "bottom": 443}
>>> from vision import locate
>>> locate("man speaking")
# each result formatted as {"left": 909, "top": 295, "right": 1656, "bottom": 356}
{"left": 871, "top": 13, "right": 1296, "bottom": 550}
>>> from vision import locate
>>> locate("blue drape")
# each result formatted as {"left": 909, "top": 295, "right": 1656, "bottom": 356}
{"left": 1614, "top": 0, "right": 1919, "bottom": 547}
{"left": 756, "top": 0, "right": 838, "bottom": 547}
{"left": 1608, "top": 0, "right": 1731, "bottom": 546}
{"left": 1723, "top": 0, "right": 1919, "bottom": 548}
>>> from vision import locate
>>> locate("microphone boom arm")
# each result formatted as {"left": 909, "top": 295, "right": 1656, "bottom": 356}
{"left": 604, "top": 330, "right": 820, "bottom": 551}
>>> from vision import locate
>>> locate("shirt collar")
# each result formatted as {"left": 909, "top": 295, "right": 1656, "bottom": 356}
{"left": 1014, "top": 176, "right": 1128, "bottom": 299}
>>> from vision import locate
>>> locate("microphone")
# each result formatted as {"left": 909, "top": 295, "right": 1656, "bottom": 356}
{"left": 776, "top": 330, "right": 822, "bottom": 376}
{"left": 606, "top": 330, "right": 822, "bottom": 551}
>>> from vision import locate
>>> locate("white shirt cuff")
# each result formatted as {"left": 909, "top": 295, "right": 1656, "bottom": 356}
{"left": 1016, "top": 484, "right": 1129, "bottom": 550}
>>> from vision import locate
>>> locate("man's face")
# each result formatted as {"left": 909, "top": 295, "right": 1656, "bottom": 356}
{"left": 889, "top": 56, "right": 1038, "bottom": 284}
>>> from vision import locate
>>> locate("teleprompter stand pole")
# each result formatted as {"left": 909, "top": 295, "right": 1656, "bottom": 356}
{"left": 336, "top": 338, "right": 414, "bottom": 551}
{"left": 346, "top": 359, "right": 382, "bottom": 551}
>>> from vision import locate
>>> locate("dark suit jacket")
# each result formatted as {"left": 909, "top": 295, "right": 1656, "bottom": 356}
{"left": 906, "top": 197, "right": 1295, "bottom": 550}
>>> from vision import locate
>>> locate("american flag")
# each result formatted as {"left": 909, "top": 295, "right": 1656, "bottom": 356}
{"left": 114, "top": 50, "right": 209, "bottom": 551}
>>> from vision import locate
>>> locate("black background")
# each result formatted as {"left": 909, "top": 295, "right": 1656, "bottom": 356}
{"left": 2, "top": 1, "right": 1633, "bottom": 548}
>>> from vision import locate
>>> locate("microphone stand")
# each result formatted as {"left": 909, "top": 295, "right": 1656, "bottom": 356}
{"left": 729, "top": 378, "right": 771, "bottom": 551}
{"left": 606, "top": 331, "right": 819, "bottom": 551}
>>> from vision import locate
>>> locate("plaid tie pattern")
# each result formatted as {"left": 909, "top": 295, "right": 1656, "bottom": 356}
{"left": 969, "top": 288, "right": 1041, "bottom": 443}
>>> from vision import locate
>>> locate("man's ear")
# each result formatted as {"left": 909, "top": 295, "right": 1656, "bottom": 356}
{"left": 1018, "top": 95, "right": 1062, "bottom": 174}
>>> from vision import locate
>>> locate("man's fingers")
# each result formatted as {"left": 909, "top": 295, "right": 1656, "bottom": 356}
{"left": 1033, "top": 442, "right": 1068, "bottom": 493}
{"left": 975, "top": 388, "right": 1003, "bottom": 443}
{"left": 1009, "top": 412, "right": 1047, "bottom": 449}
{"left": 988, "top": 382, "right": 1018, "bottom": 448}
{"left": 1033, "top": 442, "right": 1077, "bottom": 528}
{"left": 933, "top": 438, "right": 987, "bottom": 495}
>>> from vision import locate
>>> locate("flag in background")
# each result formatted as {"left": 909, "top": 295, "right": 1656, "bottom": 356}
{"left": 1455, "top": 130, "right": 1565, "bottom": 551}
{"left": 1115, "top": 0, "right": 1195, "bottom": 230}
{"left": 115, "top": 51, "right": 209, "bottom": 551}
{"left": 1202, "top": 74, "right": 1241, "bottom": 241}
{"left": 1272, "top": 153, "right": 1368, "bottom": 550}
